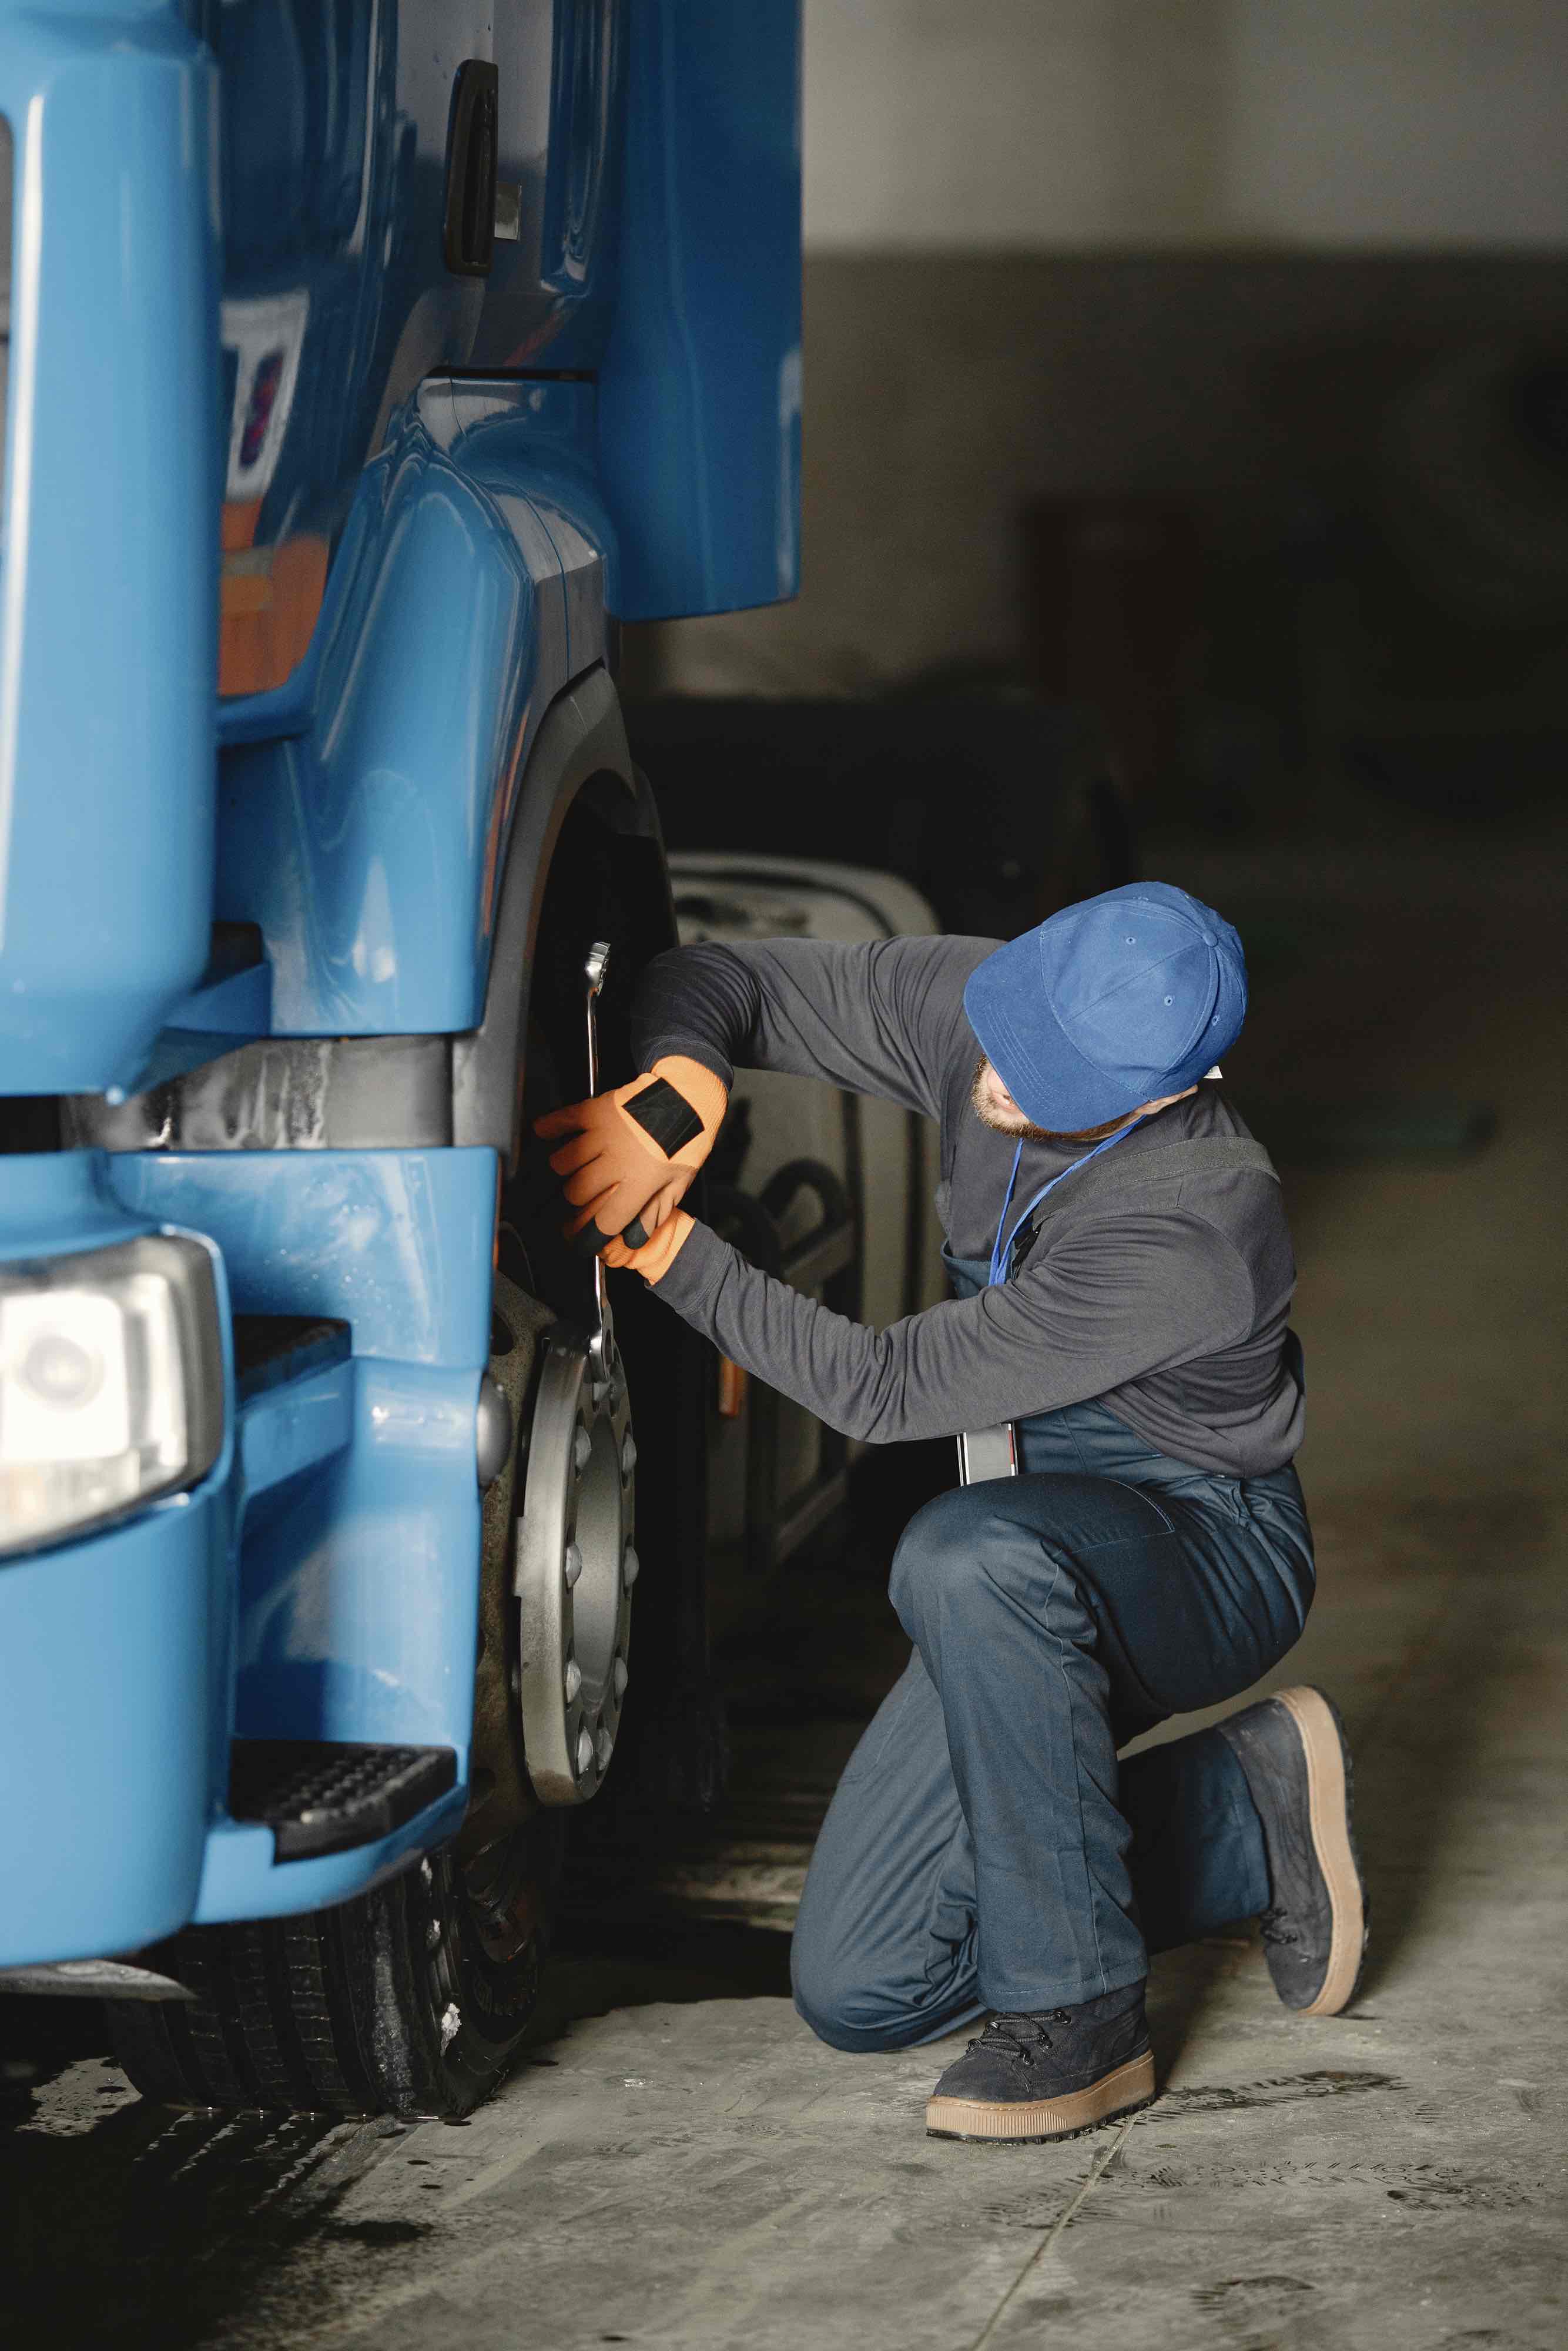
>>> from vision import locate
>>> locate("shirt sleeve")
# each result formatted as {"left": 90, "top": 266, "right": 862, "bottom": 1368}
{"left": 647, "top": 1206, "right": 1258, "bottom": 1444}
{"left": 630, "top": 934, "right": 995, "bottom": 1121}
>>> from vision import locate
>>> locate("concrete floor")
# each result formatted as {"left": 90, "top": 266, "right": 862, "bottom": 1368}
{"left": 5, "top": 786, "right": 1567, "bottom": 2348}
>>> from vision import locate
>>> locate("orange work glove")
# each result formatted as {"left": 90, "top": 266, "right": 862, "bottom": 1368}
{"left": 533, "top": 1056, "right": 728, "bottom": 1254}
{"left": 598, "top": 1210, "right": 695, "bottom": 1284}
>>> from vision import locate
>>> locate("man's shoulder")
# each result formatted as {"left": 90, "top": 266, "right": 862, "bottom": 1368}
{"left": 878, "top": 935, "right": 1000, "bottom": 1069}
{"left": 882, "top": 932, "right": 1001, "bottom": 969}
{"left": 876, "top": 932, "right": 1000, "bottom": 1006}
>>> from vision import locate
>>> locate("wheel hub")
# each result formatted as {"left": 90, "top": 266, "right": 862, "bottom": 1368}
{"left": 514, "top": 1329, "right": 636, "bottom": 1804}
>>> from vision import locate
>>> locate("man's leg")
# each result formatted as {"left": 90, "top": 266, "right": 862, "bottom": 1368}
{"left": 887, "top": 1473, "right": 1305, "bottom": 2016}
{"left": 794, "top": 1472, "right": 1299, "bottom": 2051}
{"left": 792, "top": 1681, "right": 1276, "bottom": 2053}
{"left": 792, "top": 1649, "right": 987, "bottom": 2052}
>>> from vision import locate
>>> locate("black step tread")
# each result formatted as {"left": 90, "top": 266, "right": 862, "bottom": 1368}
{"left": 229, "top": 1739, "right": 457, "bottom": 1861}
{"left": 232, "top": 1315, "right": 351, "bottom": 1402}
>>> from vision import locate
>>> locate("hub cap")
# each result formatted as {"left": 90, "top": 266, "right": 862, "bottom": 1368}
{"left": 514, "top": 1330, "right": 635, "bottom": 1804}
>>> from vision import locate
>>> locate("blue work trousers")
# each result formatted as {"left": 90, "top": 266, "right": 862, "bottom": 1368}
{"left": 790, "top": 1385, "right": 1315, "bottom": 2051}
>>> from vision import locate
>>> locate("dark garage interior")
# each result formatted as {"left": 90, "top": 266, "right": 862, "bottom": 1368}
{"left": 4, "top": 4, "right": 1567, "bottom": 2346}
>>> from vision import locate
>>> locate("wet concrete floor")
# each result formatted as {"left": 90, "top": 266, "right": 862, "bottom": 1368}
{"left": 5, "top": 789, "right": 1566, "bottom": 2348}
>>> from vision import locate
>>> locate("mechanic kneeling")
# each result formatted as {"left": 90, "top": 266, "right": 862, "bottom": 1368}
{"left": 537, "top": 883, "right": 1368, "bottom": 2145}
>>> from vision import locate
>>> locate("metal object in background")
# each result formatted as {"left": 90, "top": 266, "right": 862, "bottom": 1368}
{"left": 669, "top": 855, "right": 947, "bottom": 1574}
{"left": 704, "top": 1166, "right": 858, "bottom": 1577}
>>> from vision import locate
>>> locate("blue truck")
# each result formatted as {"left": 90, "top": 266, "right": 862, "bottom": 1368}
{"left": 0, "top": 0, "right": 800, "bottom": 2115}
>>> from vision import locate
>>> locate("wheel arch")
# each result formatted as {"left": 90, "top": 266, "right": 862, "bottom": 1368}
{"left": 454, "top": 664, "right": 675, "bottom": 1167}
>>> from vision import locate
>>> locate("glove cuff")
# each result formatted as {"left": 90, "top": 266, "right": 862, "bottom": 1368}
{"left": 628, "top": 1209, "right": 694, "bottom": 1284}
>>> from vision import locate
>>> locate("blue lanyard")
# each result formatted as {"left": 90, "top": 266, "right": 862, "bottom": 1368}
{"left": 988, "top": 1118, "right": 1144, "bottom": 1287}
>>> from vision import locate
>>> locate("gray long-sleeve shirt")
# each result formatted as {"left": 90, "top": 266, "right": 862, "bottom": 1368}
{"left": 631, "top": 934, "right": 1304, "bottom": 1477}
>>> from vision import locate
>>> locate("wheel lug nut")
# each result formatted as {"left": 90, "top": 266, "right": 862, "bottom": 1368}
{"left": 564, "top": 1540, "right": 582, "bottom": 1589}
{"left": 622, "top": 1545, "right": 639, "bottom": 1590}
{"left": 573, "top": 1427, "right": 592, "bottom": 1473}
{"left": 613, "top": 1657, "right": 628, "bottom": 1700}
{"left": 564, "top": 1656, "right": 581, "bottom": 1703}
{"left": 621, "top": 1431, "right": 638, "bottom": 1474}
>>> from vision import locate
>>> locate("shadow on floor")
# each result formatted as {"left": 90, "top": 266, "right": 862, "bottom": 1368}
{"left": 4, "top": 2088, "right": 393, "bottom": 2350}
{"left": 543, "top": 1913, "right": 795, "bottom": 2024}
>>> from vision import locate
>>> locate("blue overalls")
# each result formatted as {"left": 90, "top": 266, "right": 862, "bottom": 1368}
{"left": 790, "top": 1167, "right": 1316, "bottom": 2051}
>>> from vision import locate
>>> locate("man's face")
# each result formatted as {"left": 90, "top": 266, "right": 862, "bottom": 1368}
{"left": 970, "top": 1056, "right": 1049, "bottom": 1138}
{"left": 969, "top": 1057, "right": 1195, "bottom": 1146}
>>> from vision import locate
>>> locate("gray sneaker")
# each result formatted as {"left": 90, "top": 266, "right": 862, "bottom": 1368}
{"left": 1218, "top": 1684, "right": 1369, "bottom": 2016}
{"left": 926, "top": 1982, "right": 1155, "bottom": 2144}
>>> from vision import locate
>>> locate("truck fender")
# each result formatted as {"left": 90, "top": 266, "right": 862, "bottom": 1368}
{"left": 453, "top": 662, "right": 666, "bottom": 1166}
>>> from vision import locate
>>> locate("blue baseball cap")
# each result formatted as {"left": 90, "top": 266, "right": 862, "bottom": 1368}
{"left": 963, "top": 882, "right": 1248, "bottom": 1131}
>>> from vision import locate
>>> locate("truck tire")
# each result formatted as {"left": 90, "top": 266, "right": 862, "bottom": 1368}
{"left": 105, "top": 1820, "right": 562, "bottom": 2117}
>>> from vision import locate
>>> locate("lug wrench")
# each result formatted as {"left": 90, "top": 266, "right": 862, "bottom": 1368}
{"left": 584, "top": 940, "right": 614, "bottom": 1389}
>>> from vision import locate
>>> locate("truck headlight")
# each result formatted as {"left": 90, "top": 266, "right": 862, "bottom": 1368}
{"left": 0, "top": 1236, "right": 223, "bottom": 1556}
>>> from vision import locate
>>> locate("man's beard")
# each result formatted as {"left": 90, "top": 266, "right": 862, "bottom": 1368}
{"left": 969, "top": 1057, "right": 1136, "bottom": 1147}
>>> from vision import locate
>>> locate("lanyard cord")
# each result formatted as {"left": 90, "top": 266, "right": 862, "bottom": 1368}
{"left": 988, "top": 1117, "right": 1147, "bottom": 1287}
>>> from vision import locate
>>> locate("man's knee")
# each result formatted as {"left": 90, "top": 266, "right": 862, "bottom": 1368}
{"left": 790, "top": 1937, "right": 910, "bottom": 2054}
{"left": 889, "top": 1484, "right": 993, "bottom": 1632}
{"left": 890, "top": 1481, "right": 1091, "bottom": 1642}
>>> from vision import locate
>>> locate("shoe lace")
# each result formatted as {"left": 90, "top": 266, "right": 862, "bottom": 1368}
{"left": 969, "top": 2008, "right": 1073, "bottom": 2063}
{"left": 1258, "top": 1904, "right": 1300, "bottom": 1948}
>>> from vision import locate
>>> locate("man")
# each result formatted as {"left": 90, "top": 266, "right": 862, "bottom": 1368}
{"left": 538, "top": 882, "right": 1367, "bottom": 2144}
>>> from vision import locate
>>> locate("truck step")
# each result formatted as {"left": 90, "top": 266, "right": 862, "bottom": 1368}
{"left": 229, "top": 1740, "right": 457, "bottom": 1861}
{"left": 232, "top": 1314, "right": 350, "bottom": 1401}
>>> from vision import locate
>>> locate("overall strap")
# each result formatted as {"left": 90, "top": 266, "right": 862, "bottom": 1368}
{"left": 1013, "top": 1137, "right": 1278, "bottom": 1267}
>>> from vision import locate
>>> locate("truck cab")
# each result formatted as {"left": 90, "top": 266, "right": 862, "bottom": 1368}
{"left": 0, "top": 0, "right": 800, "bottom": 2115}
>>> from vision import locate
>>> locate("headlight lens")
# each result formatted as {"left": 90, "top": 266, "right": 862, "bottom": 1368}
{"left": 0, "top": 1235, "right": 223, "bottom": 1556}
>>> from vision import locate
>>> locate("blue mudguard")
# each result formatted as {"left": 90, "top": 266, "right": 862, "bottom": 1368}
{"left": 215, "top": 378, "right": 617, "bottom": 1037}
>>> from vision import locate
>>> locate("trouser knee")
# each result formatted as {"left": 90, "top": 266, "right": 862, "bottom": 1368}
{"left": 889, "top": 1484, "right": 997, "bottom": 1639}
{"left": 889, "top": 1483, "right": 1091, "bottom": 1648}
{"left": 790, "top": 1935, "right": 912, "bottom": 2054}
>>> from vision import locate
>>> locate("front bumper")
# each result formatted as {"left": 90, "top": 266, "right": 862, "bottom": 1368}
{"left": 0, "top": 1486, "right": 225, "bottom": 1965}
{"left": 0, "top": 1146, "right": 493, "bottom": 1968}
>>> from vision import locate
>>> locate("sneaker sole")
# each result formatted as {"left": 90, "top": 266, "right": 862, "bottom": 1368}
{"left": 1276, "top": 1684, "right": 1368, "bottom": 2017}
{"left": 925, "top": 2048, "right": 1156, "bottom": 2144}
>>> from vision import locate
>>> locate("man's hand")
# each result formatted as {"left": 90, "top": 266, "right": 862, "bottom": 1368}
{"left": 597, "top": 1210, "right": 695, "bottom": 1284}
{"left": 533, "top": 1056, "right": 728, "bottom": 1255}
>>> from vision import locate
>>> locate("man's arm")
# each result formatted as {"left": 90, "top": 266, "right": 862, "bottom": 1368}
{"left": 644, "top": 1207, "right": 1257, "bottom": 1444}
{"left": 631, "top": 934, "right": 995, "bottom": 1121}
